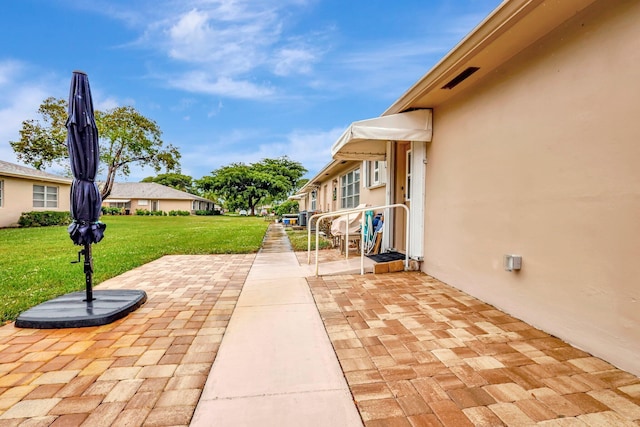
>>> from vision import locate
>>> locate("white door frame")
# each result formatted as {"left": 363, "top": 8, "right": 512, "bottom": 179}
{"left": 382, "top": 140, "right": 426, "bottom": 259}
{"left": 409, "top": 141, "right": 426, "bottom": 260}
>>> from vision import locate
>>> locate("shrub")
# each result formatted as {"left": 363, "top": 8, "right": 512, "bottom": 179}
{"left": 273, "top": 200, "right": 298, "bottom": 216}
{"left": 101, "top": 207, "right": 123, "bottom": 215}
{"left": 169, "top": 210, "right": 191, "bottom": 216}
{"left": 195, "top": 209, "right": 220, "bottom": 216}
{"left": 18, "top": 211, "right": 72, "bottom": 227}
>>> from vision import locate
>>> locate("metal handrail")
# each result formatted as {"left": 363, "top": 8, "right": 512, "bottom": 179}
{"left": 307, "top": 204, "right": 410, "bottom": 276}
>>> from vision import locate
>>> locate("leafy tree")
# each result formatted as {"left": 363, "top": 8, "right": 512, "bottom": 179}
{"left": 10, "top": 97, "right": 181, "bottom": 199}
{"left": 254, "top": 157, "right": 308, "bottom": 201}
{"left": 197, "top": 157, "right": 307, "bottom": 216}
{"left": 141, "top": 173, "right": 195, "bottom": 194}
{"left": 273, "top": 200, "right": 299, "bottom": 216}
{"left": 10, "top": 97, "right": 68, "bottom": 171}
{"left": 295, "top": 178, "right": 309, "bottom": 192}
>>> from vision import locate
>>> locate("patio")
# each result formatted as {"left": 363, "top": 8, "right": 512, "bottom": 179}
{"left": 0, "top": 224, "right": 638, "bottom": 426}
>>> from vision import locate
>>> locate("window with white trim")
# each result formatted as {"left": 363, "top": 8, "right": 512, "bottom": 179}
{"left": 138, "top": 199, "right": 149, "bottom": 206}
{"left": 33, "top": 185, "right": 58, "bottom": 208}
{"left": 405, "top": 150, "right": 412, "bottom": 201}
{"left": 340, "top": 168, "right": 360, "bottom": 209}
{"left": 365, "top": 160, "right": 386, "bottom": 187}
{"left": 0, "top": 180, "right": 3, "bottom": 207}
{"left": 310, "top": 190, "right": 317, "bottom": 211}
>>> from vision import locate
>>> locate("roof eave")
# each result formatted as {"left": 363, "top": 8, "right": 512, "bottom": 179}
{"left": 384, "top": 0, "right": 598, "bottom": 115}
{"left": 0, "top": 171, "right": 72, "bottom": 184}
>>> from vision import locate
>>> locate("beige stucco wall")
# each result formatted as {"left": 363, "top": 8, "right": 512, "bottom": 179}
{"left": 103, "top": 199, "right": 194, "bottom": 214}
{"left": 421, "top": 0, "right": 640, "bottom": 375}
{"left": 297, "top": 197, "right": 309, "bottom": 212}
{"left": 361, "top": 182, "right": 386, "bottom": 208}
{"left": 0, "top": 176, "right": 71, "bottom": 228}
{"left": 155, "top": 200, "right": 193, "bottom": 213}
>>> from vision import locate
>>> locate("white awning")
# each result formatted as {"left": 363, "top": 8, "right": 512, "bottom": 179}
{"left": 331, "top": 109, "right": 433, "bottom": 160}
{"left": 106, "top": 199, "right": 130, "bottom": 203}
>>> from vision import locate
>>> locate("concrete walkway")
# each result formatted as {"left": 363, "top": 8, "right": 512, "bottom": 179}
{"left": 191, "top": 224, "right": 363, "bottom": 426}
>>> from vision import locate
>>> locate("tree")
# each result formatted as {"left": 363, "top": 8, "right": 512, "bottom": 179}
{"left": 141, "top": 173, "right": 195, "bottom": 194}
{"left": 254, "top": 157, "right": 308, "bottom": 201}
{"left": 9, "top": 97, "right": 68, "bottom": 171}
{"left": 197, "top": 157, "right": 307, "bottom": 216}
{"left": 10, "top": 98, "right": 181, "bottom": 199}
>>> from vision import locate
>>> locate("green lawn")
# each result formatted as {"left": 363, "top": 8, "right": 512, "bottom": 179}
{"left": 0, "top": 215, "right": 269, "bottom": 323}
{"left": 285, "top": 228, "right": 332, "bottom": 251}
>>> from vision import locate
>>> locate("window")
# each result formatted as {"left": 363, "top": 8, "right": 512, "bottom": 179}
{"left": 138, "top": 199, "right": 149, "bottom": 206}
{"left": 310, "top": 190, "right": 317, "bottom": 211}
{"left": 0, "top": 180, "right": 3, "bottom": 207}
{"left": 33, "top": 185, "right": 58, "bottom": 208}
{"left": 406, "top": 150, "right": 412, "bottom": 201}
{"left": 340, "top": 168, "right": 360, "bottom": 209}
{"left": 365, "top": 160, "right": 386, "bottom": 187}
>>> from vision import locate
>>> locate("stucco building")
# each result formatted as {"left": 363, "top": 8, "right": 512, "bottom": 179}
{"left": 309, "top": 0, "right": 640, "bottom": 376}
{"left": 0, "top": 160, "right": 72, "bottom": 228}
{"left": 103, "top": 182, "right": 216, "bottom": 214}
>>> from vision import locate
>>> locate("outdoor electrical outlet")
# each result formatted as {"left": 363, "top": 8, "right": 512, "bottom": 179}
{"left": 504, "top": 255, "right": 522, "bottom": 272}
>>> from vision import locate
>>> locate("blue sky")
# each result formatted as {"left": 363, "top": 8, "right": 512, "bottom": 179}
{"left": 0, "top": 0, "right": 501, "bottom": 181}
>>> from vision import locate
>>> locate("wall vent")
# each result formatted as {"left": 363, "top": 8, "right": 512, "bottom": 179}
{"left": 441, "top": 67, "right": 480, "bottom": 90}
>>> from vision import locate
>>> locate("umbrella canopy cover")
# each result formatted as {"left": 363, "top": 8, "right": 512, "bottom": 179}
{"left": 66, "top": 71, "right": 106, "bottom": 245}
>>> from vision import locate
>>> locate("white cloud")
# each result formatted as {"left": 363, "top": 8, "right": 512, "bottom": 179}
{"left": 0, "top": 60, "right": 23, "bottom": 87}
{"left": 163, "top": 6, "right": 282, "bottom": 75}
{"left": 168, "top": 72, "right": 274, "bottom": 99}
{"left": 0, "top": 60, "right": 58, "bottom": 165}
{"left": 207, "top": 100, "right": 224, "bottom": 117}
{"left": 272, "top": 47, "right": 317, "bottom": 76}
{"left": 94, "top": 95, "right": 122, "bottom": 111}
{"left": 84, "top": 0, "right": 329, "bottom": 98}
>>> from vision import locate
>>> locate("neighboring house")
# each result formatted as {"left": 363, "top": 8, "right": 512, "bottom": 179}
{"left": 103, "top": 182, "right": 216, "bottom": 214}
{"left": 321, "top": 0, "right": 640, "bottom": 375}
{"left": 294, "top": 158, "right": 390, "bottom": 252}
{"left": 295, "top": 159, "right": 387, "bottom": 213}
{"left": 0, "top": 160, "right": 72, "bottom": 228}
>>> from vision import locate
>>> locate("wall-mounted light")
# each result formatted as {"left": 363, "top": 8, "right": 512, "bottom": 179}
{"left": 504, "top": 255, "right": 522, "bottom": 272}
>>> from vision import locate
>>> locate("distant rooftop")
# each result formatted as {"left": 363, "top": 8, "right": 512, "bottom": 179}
{"left": 106, "top": 182, "right": 211, "bottom": 202}
{"left": 0, "top": 160, "right": 72, "bottom": 184}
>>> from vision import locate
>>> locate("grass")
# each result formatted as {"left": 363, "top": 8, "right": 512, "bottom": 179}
{"left": 285, "top": 227, "right": 332, "bottom": 251}
{"left": 0, "top": 215, "right": 269, "bottom": 323}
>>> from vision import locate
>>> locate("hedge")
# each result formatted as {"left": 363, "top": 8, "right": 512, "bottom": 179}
{"left": 18, "top": 211, "right": 72, "bottom": 227}
{"left": 195, "top": 209, "right": 221, "bottom": 216}
{"left": 135, "top": 209, "right": 166, "bottom": 216}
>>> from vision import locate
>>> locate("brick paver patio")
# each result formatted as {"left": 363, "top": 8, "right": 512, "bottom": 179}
{"left": 308, "top": 272, "right": 640, "bottom": 426}
{"left": 0, "top": 255, "right": 253, "bottom": 426}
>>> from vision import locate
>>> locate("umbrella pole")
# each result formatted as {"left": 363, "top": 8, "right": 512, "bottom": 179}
{"left": 83, "top": 243, "right": 95, "bottom": 302}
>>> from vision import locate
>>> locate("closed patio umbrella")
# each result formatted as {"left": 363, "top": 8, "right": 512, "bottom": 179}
{"left": 66, "top": 71, "right": 105, "bottom": 301}
{"left": 15, "top": 71, "right": 146, "bottom": 329}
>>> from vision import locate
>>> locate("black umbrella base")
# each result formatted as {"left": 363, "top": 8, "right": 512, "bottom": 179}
{"left": 15, "top": 289, "right": 147, "bottom": 329}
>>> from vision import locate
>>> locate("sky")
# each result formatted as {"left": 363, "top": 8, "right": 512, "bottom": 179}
{"left": 0, "top": 0, "right": 502, "bottom": 181}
